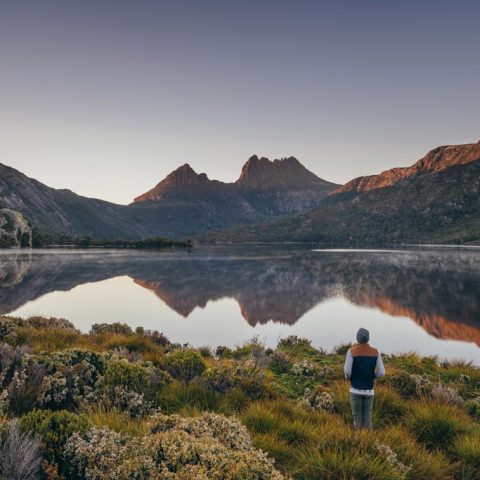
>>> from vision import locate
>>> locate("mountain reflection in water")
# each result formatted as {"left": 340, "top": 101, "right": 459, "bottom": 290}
{"left": 1, "top": 246, "right": 479, "bottom": 353}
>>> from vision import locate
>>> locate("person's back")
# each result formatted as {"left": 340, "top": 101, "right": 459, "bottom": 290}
{"left": 344, "top": 328, "right": 385, "bottom": 429}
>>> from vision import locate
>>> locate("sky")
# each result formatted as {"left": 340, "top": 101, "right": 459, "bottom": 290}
{"left": 1, "top": 0, "right": 479, "bottom": 204}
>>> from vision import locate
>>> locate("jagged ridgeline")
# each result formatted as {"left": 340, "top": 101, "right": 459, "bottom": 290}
{"left": 0, "top": 155, "right": 338, "bottom": 243}
{"left": 201, "top": 142, "right": 480, "bottom": 245}
{"left": 1, "top": 141, "right": 479, "bottom": 245}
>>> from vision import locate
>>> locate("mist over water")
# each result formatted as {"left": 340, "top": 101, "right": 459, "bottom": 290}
{"left": 1, "top": 245, "right": 479, "bottom": 363}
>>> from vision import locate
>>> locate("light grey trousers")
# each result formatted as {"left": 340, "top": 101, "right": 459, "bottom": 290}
{"left": 350, "top": 393, "right": 374, "bottom": 429}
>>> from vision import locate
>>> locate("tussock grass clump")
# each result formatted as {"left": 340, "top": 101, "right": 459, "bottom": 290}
{"left": 453, "top": 431, "right": 480, "bottom": 480}
{"left": 405, "top": 401, "right": 474, "bottom": 452}
{"left": 79, "top": 404, "right": 149, "bottom": 436}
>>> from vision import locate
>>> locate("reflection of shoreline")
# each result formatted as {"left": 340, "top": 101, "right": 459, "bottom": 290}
{"left": 1, "top": 248, "right": 480, "bottom": 347}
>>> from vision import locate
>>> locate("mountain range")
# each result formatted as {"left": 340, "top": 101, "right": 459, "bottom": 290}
{"left": 0, "top": 155, "right": 337, "bottom": 241}
{"left": 0, "top": 141, "right": 479, "bottom": 244}
{"left": 201, "top": 142, "right": 480, "bottom": 245}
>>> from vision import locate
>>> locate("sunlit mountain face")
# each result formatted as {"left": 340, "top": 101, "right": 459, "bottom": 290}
{"left": 1, "top": 246, "right": 479, "bottom": 351}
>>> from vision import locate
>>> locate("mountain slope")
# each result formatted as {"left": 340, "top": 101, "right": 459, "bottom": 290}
{"left": 336, "top": 142, "right": 480, "bottom": 195}
{"left": 201, "top": 142, "right": 480, "bottom": 245}
{"left": 0, "top": 163, "right": 145, "bottom": 239}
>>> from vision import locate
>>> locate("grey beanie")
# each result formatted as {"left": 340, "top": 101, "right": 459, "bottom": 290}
{"left": 356, "top": 328, "right": 370, "bottom": 344}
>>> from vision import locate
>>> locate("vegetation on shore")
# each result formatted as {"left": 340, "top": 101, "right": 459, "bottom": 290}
{"left": 31, "top": 229, "right": 192, "bottom": 249}
{"left": 0, "top": 316, "right": 479, "bottom": 479}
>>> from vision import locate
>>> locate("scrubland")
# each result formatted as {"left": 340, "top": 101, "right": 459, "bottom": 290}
{"left": 0, "top": 316, "right": 479, "bottom": 479}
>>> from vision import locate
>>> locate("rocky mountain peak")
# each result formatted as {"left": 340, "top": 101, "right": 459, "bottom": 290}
{"left": 236, "top": 155, "right": 334, "bottom": 190}
{"left": 134, "top": 164, "right": 212, "bottom": 202}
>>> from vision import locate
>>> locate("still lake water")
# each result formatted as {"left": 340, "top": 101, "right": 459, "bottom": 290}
{"left": 1, "top": 245, "right": 479, "bottom": 364}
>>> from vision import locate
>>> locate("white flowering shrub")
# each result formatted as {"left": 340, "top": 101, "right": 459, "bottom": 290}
{"left": 10, "top": 349, "right": 108, "bottom": 411}
{"left": 300, "top": 386, "right": 334, "bottom": 412}
{"left": 98, "top": 386, "right": 152, "bottom": 418}
{"left": 411, "top": 374, "right": 433, "bottom": 396}
{"left": 65, "top": 413, "right": 287, "bottom": 480}
{"left": 375, "top": 443, "right": 411, "bottom": 478}
{"left": 291, "top": 360, "right": 318, "bottom": 379}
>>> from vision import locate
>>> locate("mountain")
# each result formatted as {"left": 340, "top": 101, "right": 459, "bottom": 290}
{"left": 131, "top": 156, "right": 338, "bottom": 237}
{"left": 0, "top": 162, "right": 144, "bottom": 239}
{"left": 201, "top": 142, "right": 480, "bottom": 245}
{"left": 0, "top": 156, "right": 338, "bottom": 241}
{"left": 236, "top": 155, "right": 332, "bottom": 190}
{"left": 134, "top": 163, "right": 224, "bottom": 202}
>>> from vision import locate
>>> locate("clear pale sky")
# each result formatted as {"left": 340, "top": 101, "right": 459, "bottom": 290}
{"left": 1, "top": 0, "right": 479, "bottom": 204}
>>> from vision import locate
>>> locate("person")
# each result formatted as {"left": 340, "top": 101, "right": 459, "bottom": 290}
{"left": 343, "top": 328, "right": 385, "bottom": 429}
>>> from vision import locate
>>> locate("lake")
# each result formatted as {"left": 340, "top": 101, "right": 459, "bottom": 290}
{"left": 1, "top": 245, "right": 479, "bottom": 364}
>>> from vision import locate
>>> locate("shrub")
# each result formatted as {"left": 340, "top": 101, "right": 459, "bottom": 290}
{"left": 102, "top": 360, "right": 149, "bottom": 394}
{"left": 406, "top": 402, "right": 473, "bottom": 451}
{"left": 301, "top": 386, "right": 335, "bottom": 412}
{"left": 7, "top": 363, "right": 45, "bottom": 415}
{"left": 89, "top": 322, "right": 133, "bottom": 336}
{"left": 465, "top": 397, "right": 480, "bottom": 421}
{"left": 291, "top": 359, "right": 319, "bottom": 379}
{"left": 198, "top": 345, "right": 212, "bottom": 358}
{"left": 163, "top": 349, "right": 206, "bottom": 384}
{"left": 215, "top": 345, "right": 232, "bottom": 358}
{"left": 135, "top": 326, "right": 169, "bottom": 346}
{"left": 386, "top": 370, "right": 418, "bottom": 398}
{"left": 0, "top": 420, "right": 41, "bottom": 480}
{"left": 333, "top": 342, "right": 352, "bottom": 356}
{"left": 65, "top": 413, "right": 286, "bottom": 480}
{"left": 18, "top": 349, "right": 108, "bottom": 410}
{"left": 202, "top": 364, "right": 237, "bottom": 393}
{"left": 20, "top": 409, "right": 89, "bottom": 476}
{"left": 270, "top": 350, "right": 290, "bottom": 374}
{"left": 430, "top": 383, "right": 464, "bottom": 405}
{"left": 278, "top": 335, "right": 317, "bottom": 356}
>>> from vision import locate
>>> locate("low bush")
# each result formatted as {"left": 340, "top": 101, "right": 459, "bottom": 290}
{"left": 163, "top": 349, "right": 206, "bottom": 384}
{"left": 20, "top": 409, "right": 89, "bottom": 477}
{"left": 102, "top": 360, "right": 150, "bottom": 394}
{"left": 278, "top": 335, "right": 318, "bottom": 357}
{"left": 65, "top": 413, "right": 286, "bottom": 480}
{"left": 90, "top": 322, "right": 133, "bottom": 336}
{"left": 386, "top": 370, "right": 418, "bottom": 398}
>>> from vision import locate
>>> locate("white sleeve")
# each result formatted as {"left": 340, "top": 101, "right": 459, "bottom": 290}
{"left": 344, "top": 349, "right": 353, "bottom": 379}
{"left": 375, "top": 351, "right": 385, "bottom": 378}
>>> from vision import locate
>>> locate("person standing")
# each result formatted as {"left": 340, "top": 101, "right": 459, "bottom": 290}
{"left": 343, "top": 328, "right": 385, "bottom": 429}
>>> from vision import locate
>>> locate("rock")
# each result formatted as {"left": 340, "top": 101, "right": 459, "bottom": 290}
{"left": 0, "top": 209, "right": 32, "bottom": 248}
